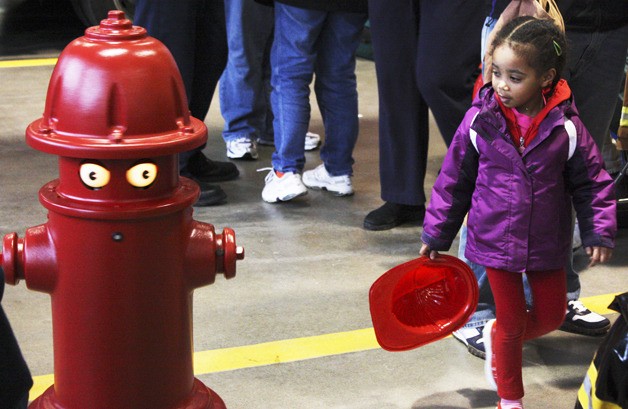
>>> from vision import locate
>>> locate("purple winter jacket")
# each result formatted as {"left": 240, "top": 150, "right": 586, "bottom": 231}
{"left": 421, "top": 86, "right": 616, "bottom": 273}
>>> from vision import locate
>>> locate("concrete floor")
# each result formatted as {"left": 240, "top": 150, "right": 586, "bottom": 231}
{"left": 1, "top": 15, "right": 627, "bottom": 409}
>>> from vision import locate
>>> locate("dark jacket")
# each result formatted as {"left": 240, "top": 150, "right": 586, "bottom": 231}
{"left": 559, "top": 0, "right": 628, "bottom": 31}
{"left": 0, "top": 271, "right": 33, "bottom": 407}
{"left": 256, "top": 0, "right": 367, "bottom": 13}
{"left": 422, "top": 82, "right": 616, "bottom": 273}
{"left": 491, "top": 0, "right": 628, "bottom": 31}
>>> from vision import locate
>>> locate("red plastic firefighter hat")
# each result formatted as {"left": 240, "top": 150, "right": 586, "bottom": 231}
{"left": 369, "top": 255, "right": 478, "bottom": 351}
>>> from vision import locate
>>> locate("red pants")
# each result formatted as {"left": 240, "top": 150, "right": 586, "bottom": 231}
{"left": 486, "top": 267, "right": 567, "bottom": 400}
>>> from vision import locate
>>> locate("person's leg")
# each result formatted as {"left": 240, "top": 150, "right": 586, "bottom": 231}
{"left": 262, "top": 4, "right": 323, "bottom": 203}
{"left": 270, "top": 4, "right": 322, "bottom": 173}
{"left": 220, "top": 0, "right": 274, "bottom": 158}
{"left": 181, "top": 0, "right": 237, "bottom": 191}
{"left": 134, "top": 0, "right": 234, "bottom": 204}
{"left": 487, "top": 267, "right": 566, "bottom": 400}
{"left": 416, "top": 0, "right": 484, "bottom": 146}
{"left": 314, "top": 11, "right": 367, "bottom": 177}
{"left": 134, "top": 0, "right": 199, "bottom": 106}
{"left": 558, "top": 24, "right": 627, "bottom": 335}
{"left": 363, "top": 0, "right": 427, "bottom": 229}
{"left": 367, "top": 0, "right": 428, "bottom": 206}
{"left": 523, "top": 269, "right": 567, "bottom": 340}
{"left": 485, "top": 268, "right": 527, "bottom": 400}
{"left": 189, "top": 0, "right": 227, "bottom": 121}
{"left": 259, "top": 13, "right": 275, "bottom": 145}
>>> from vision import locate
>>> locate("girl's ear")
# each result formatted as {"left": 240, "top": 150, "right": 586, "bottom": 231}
{"left": 541, "top": 68, "right": 557, "bottom": 88}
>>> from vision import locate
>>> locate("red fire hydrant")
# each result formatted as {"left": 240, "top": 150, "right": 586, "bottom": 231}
{"left": 1, "top": 11, "right": 243, "bottom": 409}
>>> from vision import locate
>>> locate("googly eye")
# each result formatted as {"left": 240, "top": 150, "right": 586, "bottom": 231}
{"left": 79, "top": 162, "right": 111, "bottom": 189}
{"left": 126, "top": 162, "right": 158, "bottom": 188}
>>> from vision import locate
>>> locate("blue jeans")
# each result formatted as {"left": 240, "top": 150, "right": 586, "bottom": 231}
{"left": 219, "top": 0, "right": 274, "bottom": 144}
{"left": 458, "top": 224, "right": 578, "bottom": 328}
{"left": 270, "top": 4, "right": 367, "bottom": 175}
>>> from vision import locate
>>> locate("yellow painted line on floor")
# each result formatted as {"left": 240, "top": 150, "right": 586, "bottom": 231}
{"left": 28, "top": 292, "right": 621, "bottom": 400}
{"left": 0, "top": 58, "right": 58, "bottom": 68}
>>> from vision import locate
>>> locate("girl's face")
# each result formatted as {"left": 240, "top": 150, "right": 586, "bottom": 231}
{"left": 491, "top": 44, "right": 555, "bottom": 116}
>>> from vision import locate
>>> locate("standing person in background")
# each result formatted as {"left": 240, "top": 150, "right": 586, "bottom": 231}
{"left": 259, "top": 0, "right": 367, "bottom": 203}
{"left": 421, "top": 17, "right": 615, "bottom": 408}
{"left": 363, "top": 1, "right": 486, "bottom": 230}
{"left": 219, "top": 0, "right": 321, "bottom": 161}
{"left": 134, "top": 0, "right": 240, "bottom": 206}
{"left": 560, "top": 0, "right": 628, "bottom": 181}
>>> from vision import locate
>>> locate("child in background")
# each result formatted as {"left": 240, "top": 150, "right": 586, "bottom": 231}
{"left": 419, "top": 16, "right": 616, "bottom": 409}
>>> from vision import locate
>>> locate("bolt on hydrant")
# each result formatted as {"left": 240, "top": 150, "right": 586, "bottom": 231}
{"left": 0, "top": 11, "right": 243, "bottom": 409}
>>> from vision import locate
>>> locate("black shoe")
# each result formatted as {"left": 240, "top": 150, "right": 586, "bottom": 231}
{"left": 559, "top": 300, "right": 610, "bottom": 336}
{"left": 183, "top": 151, "right": 239, "bottom": 183}
{"left": 193, "top": 180, "right": 227, "bottom": 207}
{"left": 363, "top": 202, "right": 425, "bottom": 231}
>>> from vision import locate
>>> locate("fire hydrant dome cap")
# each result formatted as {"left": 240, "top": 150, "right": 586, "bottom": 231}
{"left": 369, "top": 255, "right": 479, "bottom": 351}
{"left": 25, "top": 11, "right": 206, "bottom": 159}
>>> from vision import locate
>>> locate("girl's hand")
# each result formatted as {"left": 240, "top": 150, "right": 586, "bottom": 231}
{"left": 585, "top": 246, "right": 613, "bottom": 267}
{"left": 419, "top": 243, "right": 439, "bottom": 260}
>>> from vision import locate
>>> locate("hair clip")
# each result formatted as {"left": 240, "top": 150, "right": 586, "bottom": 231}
{"left": 553, "top": 40, "right": 562, "bottom": 56}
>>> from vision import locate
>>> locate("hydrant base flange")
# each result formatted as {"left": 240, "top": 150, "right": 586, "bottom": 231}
{"left": 29, "top": 379, "right": 227, "bottom": 409}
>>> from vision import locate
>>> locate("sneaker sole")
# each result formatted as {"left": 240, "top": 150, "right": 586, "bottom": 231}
{"left": 468, "top": 344, "right": 486, "bottom": 359}
{"left": 263, "top": 190, "right": 308, "bottom": 203}
{"left": 304, "top": 184, "right": 353, "bottom": 197}
{"left": 304, "top": 142, "right": 320, "bottom": 151}
{"left": 227, "top": 152, "right": 259, "bottom": 160}
{"left": 558, "top": 320, "right": 610, "bottom": 336}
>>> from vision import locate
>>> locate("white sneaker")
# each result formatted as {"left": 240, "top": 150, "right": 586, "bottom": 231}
{"left": 226, "top": 137, "right": 259, "bottom": 160}
{"left": 261, "top": 170, "right": 307, "bottom": 203}
{"left": 304, "top": 132, "right": 321, "bottom": 151}
{"left": 302, "top": 164, "right": 353, "bottom": 196}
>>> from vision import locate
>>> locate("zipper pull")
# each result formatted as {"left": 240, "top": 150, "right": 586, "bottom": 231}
{"left": 519, "top": 136, "right": 524, "bottom": 149}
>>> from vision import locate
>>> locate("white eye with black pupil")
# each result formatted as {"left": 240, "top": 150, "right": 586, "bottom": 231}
{"left": 79, "top": 162, "right": 110, "bottom": 189}
{"left": 126, "top": 162, "right": 158, "bottom": 188}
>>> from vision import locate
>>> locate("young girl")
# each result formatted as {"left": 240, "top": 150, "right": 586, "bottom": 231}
{"left": 419, "top": 16, "right": 616, "bottom": 409}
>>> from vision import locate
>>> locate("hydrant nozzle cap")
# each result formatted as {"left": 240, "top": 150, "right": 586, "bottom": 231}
{"left": 85, "top": 10, "right": 146, "bottom": 41}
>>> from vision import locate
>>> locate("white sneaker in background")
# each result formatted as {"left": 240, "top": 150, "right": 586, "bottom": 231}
{"left": 304, "top": 132, "right": 321, "bottom": 151}
{"left": 226, "top": 137, "right": 259, "bottom": 160}
{"left": 302, "top": 164, "right": 353, "bottom": 196}
{"left": 261, "top": 170, "right": 307, "bottom": 203}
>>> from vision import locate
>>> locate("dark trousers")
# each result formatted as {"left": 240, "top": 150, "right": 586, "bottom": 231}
{"left": 367, "top": 0, "right": 485, "bottom": 205}
{"left": 134, "top": 0, "right": 228, "bottom": 166}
